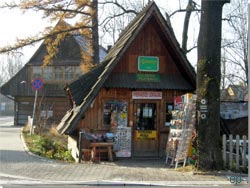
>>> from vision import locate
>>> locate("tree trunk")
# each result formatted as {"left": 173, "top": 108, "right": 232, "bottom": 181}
{"left": 197, "top": 0, "right": 230, "bottom": 171}
{"left": 92, "top": 0, "right": 99, "bottom": 64}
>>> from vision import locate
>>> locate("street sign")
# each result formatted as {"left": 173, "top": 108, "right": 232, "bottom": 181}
{"left": 32, "top": 78, "right": 43, "bottom": 91}
{"left": 200, "top": 98, "right": 208, "bottom": 120}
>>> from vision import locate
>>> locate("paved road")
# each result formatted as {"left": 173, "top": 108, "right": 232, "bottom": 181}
{"left": 0, "top": 117, "right": 244, "bottom": 186}
{"left": 0, "top": 116, "right": 14, "bottom": 126}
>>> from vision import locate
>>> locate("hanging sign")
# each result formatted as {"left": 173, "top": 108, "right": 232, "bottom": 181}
{"left": 132, "top": 91, "right": 162, "bottom": 100}
{"left": 138, "top": 56, "right": 159, "bottom": 72}
{"left": 135, "top": 130, "right": 157, "bottom": 140}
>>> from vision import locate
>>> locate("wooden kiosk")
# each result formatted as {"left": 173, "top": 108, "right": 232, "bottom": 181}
{"left": 57, "top": 2, "right": 196, "bottom": 160}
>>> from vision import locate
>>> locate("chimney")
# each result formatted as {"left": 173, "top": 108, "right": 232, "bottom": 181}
{"left": 107, "top": 45, "right": 112, "bottom": 52}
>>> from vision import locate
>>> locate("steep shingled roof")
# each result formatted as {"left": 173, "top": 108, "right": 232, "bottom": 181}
{"left": 57, "top": 1, "right": 196, "bottom": 134}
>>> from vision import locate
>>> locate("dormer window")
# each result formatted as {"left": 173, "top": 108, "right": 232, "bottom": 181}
{"left": 55, "top": 67, "right": 63, "bottom": 80}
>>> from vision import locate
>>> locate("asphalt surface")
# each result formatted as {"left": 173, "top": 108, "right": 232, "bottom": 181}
{"left": 0, "top": 116, "right": 247, "bottom": 186}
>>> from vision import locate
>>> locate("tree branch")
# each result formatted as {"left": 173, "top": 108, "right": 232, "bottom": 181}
{"left": 0, "top": 25, "right": 92, "bottom": 53}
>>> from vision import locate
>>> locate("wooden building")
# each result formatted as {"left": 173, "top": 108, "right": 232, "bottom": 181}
{"left": 57, "top": 2, "right": 196, "bottom": 158}
{"left": 0, "top": 21, "right": 107, "bottom": 126}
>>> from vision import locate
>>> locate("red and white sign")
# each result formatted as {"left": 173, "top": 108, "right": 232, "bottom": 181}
{"left": 132, "top": 91, "right": 162, "bottom": 100}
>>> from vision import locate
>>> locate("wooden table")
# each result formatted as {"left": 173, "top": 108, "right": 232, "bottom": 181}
{"left": 90, "top": 142, "right": 114, "bottom": 162}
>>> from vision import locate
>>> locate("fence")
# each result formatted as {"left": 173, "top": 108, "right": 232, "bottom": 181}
{"left": 222, "top": 134, "right": 248, "bottom": 171}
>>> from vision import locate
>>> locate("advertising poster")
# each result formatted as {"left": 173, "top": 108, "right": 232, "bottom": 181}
{"left": 114, "top": 127, "right": 132, "bottom": 157}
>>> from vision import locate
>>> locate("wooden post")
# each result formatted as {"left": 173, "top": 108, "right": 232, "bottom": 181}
{"left": 229, "top": 134, "right": 233, "bottom": 169}
{"left": 236, "top": 135, "right": 239, "bottom": 171}
{"left": 78, "top": 131, "right": 83, "bottom": 163}
{"left": 222, "top": 134, "right": 226, "bottom": 168}
{"left": 242, "top": 135, "right": 247, "bottom": 168}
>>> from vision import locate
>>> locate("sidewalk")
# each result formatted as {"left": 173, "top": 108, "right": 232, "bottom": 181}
{"left": 0, "top": 125, "right": 247, "bottom": 186}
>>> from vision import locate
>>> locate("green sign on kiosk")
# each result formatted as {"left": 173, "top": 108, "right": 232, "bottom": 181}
{"left": 138, "top": 56, "right": 159, "bottom": 72}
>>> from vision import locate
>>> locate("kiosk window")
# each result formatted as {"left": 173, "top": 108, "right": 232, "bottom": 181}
{"left": 165, "top": 103, "right": 173, "bottom": 126}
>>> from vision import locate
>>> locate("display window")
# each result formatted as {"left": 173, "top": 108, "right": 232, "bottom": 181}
{"left": 165, "top": 103, "right": 173, "bottom": 126}
{"left": 103, "top": 100, "right": 128, "bottom": 128}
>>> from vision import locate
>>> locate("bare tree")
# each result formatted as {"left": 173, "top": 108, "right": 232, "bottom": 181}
{"left": 166, "top": 0, "right": 200, "bottom": 57}
{"left": 98, "top": 0, "right": 141, "bottom": 46}
{"left": 0, "top": 54, "right": 24, "bottom": 86}
{"left": 221, "top": 0, "right": 248, "bottom": 87}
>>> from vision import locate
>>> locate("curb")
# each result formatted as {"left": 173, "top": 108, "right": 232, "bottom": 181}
{"left": 20, "top": 128, "right": 58, "bottom": 163}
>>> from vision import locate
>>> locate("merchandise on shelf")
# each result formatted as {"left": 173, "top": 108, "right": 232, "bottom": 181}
{"left": 166, "top": 93, "right": 196, "bottom": 168}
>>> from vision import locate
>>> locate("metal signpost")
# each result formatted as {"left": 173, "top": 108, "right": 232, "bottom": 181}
{"left": 30, "top": 78, "right": 43, "bottom": 135}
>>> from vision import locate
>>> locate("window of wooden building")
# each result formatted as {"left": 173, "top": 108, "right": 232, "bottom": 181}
{"left": 32, "top": 66, "right": 83, "bottom": 82}
{"left": 43, "top": 66, "right": 53, "bottom": 81}
{"left": 54, "top": 67, "right": 63, "bottom": 80}
{"left": 40, "top": 103, "right": 53, "bottom": 118}
{"left": 103, "top": 100, "right": 128, "bottom": 128}
{"left": 165, "top": 103, "right": 173, "bottom": 126}
{"left": 65, "top": 67, "right": 74, "bottom": 81}
{"left": 32, "top": 66, "right": 42, "bottom": 79}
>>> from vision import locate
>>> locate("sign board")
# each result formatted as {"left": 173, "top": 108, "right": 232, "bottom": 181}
{"left": 200, "top": 98, "right": 207, "bottom": 119}
{"left": 138, "top": 56, "right": 159, "bottom": 72}
{"left": 136, "top": 74, "right": 160, "bottom": 82}
{"left": 114, "top": 127, "right": 132, "bottom": 157}
{"left": 135, "top": 130, "right": 157, "bottom": 140}
{"left": 132, "top": 91, "right": 162, "bottom": 100}
{"left": 32, "top": 78, "right": 43, "bottom": 91}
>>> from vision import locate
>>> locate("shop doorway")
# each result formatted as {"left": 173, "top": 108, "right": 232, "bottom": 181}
{"left": 133, "top": 102, "right": 158, "bottom": 157}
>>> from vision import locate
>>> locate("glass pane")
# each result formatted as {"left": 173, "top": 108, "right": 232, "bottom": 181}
{"left": 32, "top": 66, "right": 42, "bottom": 79}
{"left": 165, "top": 103, "right": 173, "bottom": 126}
{"left": 43, "top": 66, "right": 53, "bottom": 81}
{"left": 135, "top": 103, "right": 156, "bottom": 130}
{"left": 54, "top": 67, "right": 63, "bottom": 81}
{"left": 103, "top": 100, "right": 128, "bottom": 128}
{"left": 65, "top": 67, "right": 73, "bottom": 81}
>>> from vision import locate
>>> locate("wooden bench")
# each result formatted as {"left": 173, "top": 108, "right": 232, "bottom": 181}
{"left": 90, "top": 142, "right": 114, "bottom": 162}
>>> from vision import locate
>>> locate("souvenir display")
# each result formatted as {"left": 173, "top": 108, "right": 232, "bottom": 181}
{"left": 166, "top": 94, "right": 196, "bottom": 168}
